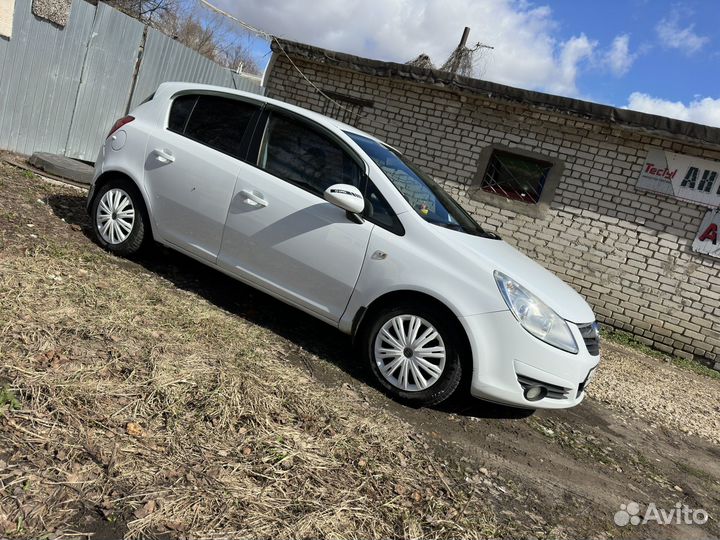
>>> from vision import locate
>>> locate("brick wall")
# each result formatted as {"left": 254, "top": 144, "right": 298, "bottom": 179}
{"left": 265, "top": 56, "right": 720, "bottom": 365}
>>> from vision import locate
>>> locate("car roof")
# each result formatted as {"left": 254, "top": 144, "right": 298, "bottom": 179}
{"left": 154, "top": 81, "right": 382, "bottom": 143}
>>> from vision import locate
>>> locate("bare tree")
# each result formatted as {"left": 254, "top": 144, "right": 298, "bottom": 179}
{"left": 156, "top": 6, "right": 220, "bottom": 59}
{"left": 140, "top": 0, "right": 177, "bottom": 24}
{"left": 103, "top": 0, "right": 176, "bottom": 23}
{"left": 103, "top": 0, "right": 261, "bottom": 75}
{"left": 217, "top": 43, "right": 260, "bottom": 74}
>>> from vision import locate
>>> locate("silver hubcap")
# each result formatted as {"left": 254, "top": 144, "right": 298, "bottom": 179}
{"left": 374, "top": 315, "right": 446, "bottom": 392}
{"left": 96, "top": 188, "right": 135, "bottom": 245}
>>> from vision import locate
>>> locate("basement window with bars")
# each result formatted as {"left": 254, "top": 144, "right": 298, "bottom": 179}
{"left": 481, "top": 151, "right": 551, "bottom": 203}
{"left": 470, "top": 144, "right": 564, "bottom": 219}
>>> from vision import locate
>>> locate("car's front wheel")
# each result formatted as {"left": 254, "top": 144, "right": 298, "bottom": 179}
{"left": 361, "top": 303, "right": 464, "bottom": 406}
{"left": 90, "top": 179, "right": 148, "bottom": 256}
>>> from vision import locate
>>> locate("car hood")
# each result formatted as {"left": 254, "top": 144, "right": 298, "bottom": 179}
{"left": 434, "top": 227, "right": 595, "bottom": 323}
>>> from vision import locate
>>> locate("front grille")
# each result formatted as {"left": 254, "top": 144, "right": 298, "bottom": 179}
{"left": 578, "top": 322, "right": 600, "bottom": 356}
{"left": 517, "top": 375, "right": 571, "bottom": 400}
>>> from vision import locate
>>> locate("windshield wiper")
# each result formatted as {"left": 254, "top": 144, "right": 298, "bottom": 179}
{"left": 426, "top": 217, "right": 500, "bottom": 239}
{"left": 425, "top": 218, "right": 464, "bottom": 231}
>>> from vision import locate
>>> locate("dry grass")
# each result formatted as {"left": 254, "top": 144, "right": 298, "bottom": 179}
{"left": 0, "top": 165, "right": 505, "bottom": 538}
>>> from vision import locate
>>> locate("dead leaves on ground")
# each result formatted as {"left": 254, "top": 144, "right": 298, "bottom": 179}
{"left": 125, "top": 422, "right": 146, "bottom": 438}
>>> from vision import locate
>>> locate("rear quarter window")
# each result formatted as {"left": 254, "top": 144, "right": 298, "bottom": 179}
{"left": 167, "top": 94, "right": 260, "bottom": 160}
{"left": 168, "top": 95, "right": 197, "bottom": 134}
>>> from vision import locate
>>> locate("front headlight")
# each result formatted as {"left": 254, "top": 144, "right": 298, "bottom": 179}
{"left": 494, "top": 270, "right": 578, "bottom": 354}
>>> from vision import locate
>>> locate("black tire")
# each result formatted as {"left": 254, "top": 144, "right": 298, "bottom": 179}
{"left": 360, "top": 302, "right": 464, "bottom": 406}
{"left": 90, "top": 178, "right": 148, "bottom": 256}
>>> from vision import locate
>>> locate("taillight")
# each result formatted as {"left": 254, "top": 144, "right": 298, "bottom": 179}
{"left": 107, "top": 115, "right": 134, "bottom": 139}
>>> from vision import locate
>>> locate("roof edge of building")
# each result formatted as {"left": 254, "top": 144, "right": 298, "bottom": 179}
{"left": 271, "top": 38, "right": 720, "bottom": 148}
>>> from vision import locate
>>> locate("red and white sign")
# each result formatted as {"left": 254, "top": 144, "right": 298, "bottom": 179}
{"left": 693, "top": 210, "right": 720, "bottom": 259}
{"left": 637, "top": 149, "right": 720, "bottom": 208}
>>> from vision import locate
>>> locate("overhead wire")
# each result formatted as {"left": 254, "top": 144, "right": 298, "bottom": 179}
{"left": 197, "top": 0, "right": 364, "bottom": 118}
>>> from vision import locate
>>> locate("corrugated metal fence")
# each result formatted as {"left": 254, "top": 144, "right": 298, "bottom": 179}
{"left": 0, "top": 0, "right": 264, "bottom": 160}
{"left": 130, "top": 27, "right": 264, "bottom": 111}
{"left": 65, "top": 3, "right": 145, "bottom": 160}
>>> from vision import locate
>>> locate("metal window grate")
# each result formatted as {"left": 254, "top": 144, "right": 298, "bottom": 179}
{"left": 481, "top": 150, "right": 552, "bottom": 204}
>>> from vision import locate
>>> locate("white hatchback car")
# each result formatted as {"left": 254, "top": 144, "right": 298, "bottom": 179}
{"left": 88, "top": 82, "right": 600, "bottom": 409}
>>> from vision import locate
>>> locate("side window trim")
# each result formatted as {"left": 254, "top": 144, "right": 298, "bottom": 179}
{"left": 246, "top": 106, "right": 270, "bottom": 165}
{"left": 236, "top": 107, "right": 263, "bottom": 162}
{"left": 179, "top": 95, "right": 198, "bottom": 135}
{"left": 166, "top": 94, "right": 197, "bottom": 136}
{"left": 165, "top": 91, "right": 263, "bottom": 163}
{"left": 361, "top": 175, "right": 406, "bottom": 236}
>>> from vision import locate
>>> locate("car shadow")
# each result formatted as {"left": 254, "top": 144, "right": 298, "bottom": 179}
{"left": 48, "top": 192, "right": 534, "bottom": 421}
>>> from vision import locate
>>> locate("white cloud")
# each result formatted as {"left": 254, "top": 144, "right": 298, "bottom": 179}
{"left": 655, "top": 14, "right": 709, "bottom": 55}
{"left": 550, "top": 34, "right": 596, "bottom": 95}
{"left": 218, "top": 0, "right": 598, "bottom": 97}
{"left": 625, "top": 92, "right": 720, "bottom": 127}
{"left": 603, "top": 34, "right": 636, "bottom": 76}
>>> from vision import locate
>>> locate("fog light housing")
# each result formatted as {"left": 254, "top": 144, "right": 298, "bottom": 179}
{"left": 524, "top": 386, "right": 547, "bottom": 401}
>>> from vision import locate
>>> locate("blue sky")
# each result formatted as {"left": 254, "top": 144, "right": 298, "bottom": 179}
{"left": 548, "top": 0, "right": 719, "bottom": 108}
{"left": 217, "top": 0, "right": 720, "bottom": 126}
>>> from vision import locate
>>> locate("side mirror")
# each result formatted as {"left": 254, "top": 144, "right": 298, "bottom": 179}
{"left": 324, "top": 184, "right": 365, "bottom": 221}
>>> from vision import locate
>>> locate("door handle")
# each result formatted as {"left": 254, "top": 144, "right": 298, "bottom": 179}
{"left": 239, "top": 189, "right": 268, "bottom": 207}
{"left": 153, "top": 148, "right": 175, "bottom": 163}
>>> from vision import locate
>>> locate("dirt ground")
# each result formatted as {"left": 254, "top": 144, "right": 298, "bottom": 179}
{"left": 0, "top": 162, "right": 718, "bottom": 539}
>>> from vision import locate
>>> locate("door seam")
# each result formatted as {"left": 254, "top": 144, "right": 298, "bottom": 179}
{"left": 338, "top": 223, "right": 376, "bottom": 326}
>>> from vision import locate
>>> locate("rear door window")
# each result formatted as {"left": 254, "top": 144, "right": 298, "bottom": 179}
{"left": 168, "top": 94, "right": 260, "bottom": 160}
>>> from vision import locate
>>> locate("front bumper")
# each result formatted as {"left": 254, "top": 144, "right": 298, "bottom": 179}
{"left": 460, "top": 310, "right": 599, "bottom": 409}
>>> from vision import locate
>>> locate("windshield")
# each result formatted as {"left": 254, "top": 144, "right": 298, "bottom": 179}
{"left": 346, "top": 132, "right": 496, "bottom": 237}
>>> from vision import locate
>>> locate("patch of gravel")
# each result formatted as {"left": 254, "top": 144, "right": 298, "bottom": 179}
{"left": 587, "top": 341, "right": 720, "bottom": 444}
{"left": 31, "top": 0, "right": 71, "bottom": 27}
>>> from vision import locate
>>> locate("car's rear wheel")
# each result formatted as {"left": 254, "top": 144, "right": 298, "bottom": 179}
{"left": 361, "top": 303, "right": 464, "bottom": 406}
{"left": 91, "top": 179, "right": 147, "bottom": 256}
